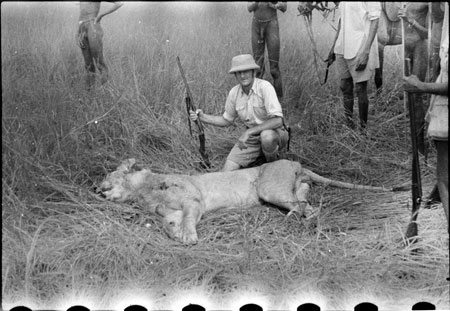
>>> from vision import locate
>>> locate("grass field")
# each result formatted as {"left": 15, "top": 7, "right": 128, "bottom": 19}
{"left": 2, "top": 2, "right": 449, "bottom": 310}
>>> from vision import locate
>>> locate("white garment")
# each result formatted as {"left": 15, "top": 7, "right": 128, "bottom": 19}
{"left": 223, "top": 78, "right": 283, "bottom": 128}
{"left": 334, "top": 2, "right": 381, "bottom": 69}
{"left": 426, "top": 2, "right": 448, "bottom": 140}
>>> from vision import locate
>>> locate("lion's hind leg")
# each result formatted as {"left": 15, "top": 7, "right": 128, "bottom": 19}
{"left": 257, "top": 160, "right": 306, "bottom": 215}
{"left": 294, "top": 181, "right": 319, "bottom": 219}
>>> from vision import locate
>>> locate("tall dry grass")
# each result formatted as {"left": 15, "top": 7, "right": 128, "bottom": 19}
{"left": 2, "top": 2, "right": 448, "bottom": 310}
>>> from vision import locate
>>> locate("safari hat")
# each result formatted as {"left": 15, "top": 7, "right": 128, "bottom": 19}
{"left": 229, "top": 54, "right": 260, "bottom": 74}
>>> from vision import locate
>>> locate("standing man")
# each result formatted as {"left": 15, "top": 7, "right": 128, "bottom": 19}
{"left": 189, "top": 54, "right": 289, "bottom": 172}
{"left": 328, "top": 2, "right": 380, "bottom": 130}
{"left": 399, "top": 3, "right": 438, "bottom": 155}
{"left": 402, "top": 2, "right": 448, "bottom": 231}
{"left": 247, "top": 2, "right": 287, "bottom": 99}
{"left": 77, "top": 2, "right": 123, "bottom": 89}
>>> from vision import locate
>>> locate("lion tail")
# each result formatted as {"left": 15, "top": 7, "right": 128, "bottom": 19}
{"left": 303, "top": 169, "right": 391, "bottom": 192}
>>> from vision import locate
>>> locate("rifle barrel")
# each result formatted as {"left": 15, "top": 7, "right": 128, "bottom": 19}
{"left": 176, "top": 56, "right": 204, "bottom": 132}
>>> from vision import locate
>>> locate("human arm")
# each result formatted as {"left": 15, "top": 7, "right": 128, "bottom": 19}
{"left": 355, "top": 18, "right": 378, "bottom": 71}
{"left": 327, "top": 17, "right": 340, "bottom": 65}
{"left": 403, "top": 75, "right": 448, "bottom": 96}
{"left": 95, "top": 2, "right": 123, "bottom": 24}
{"left": 248, "top": 2, "right": 259, "bottom": 13}
{"left": 189, "top": 109, "right": 232, "bottom": 127}
{"left": 398, "top": 6, "right": 428, "bottom": 40}
{"left": 238, "top": 117, "right": 283, "bottom": 149}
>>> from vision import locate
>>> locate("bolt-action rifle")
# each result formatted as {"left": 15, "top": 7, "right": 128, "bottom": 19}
{"left": 404, "top": 61, "right": 422, "bottom": 241}
{"left": 400, "top": 6, "right": 422, "bottom": 241}
{"left": 176, "top": 56, "right": 211, "bottom": 168}
{"left": 404, "top": 56, "right": 422, "bottom": 241}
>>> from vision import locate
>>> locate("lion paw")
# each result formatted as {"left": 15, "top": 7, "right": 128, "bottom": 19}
{"left": 286, "top": 205, "right": 304, "bottom": 217}
{"left": 303, "top": 203, "right": 320, "bottom": 220}
{"left": 181, "top": 226, "right": 199, "bottom": 245}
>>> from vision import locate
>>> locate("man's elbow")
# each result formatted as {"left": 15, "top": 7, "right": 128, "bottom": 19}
{"left": 273, "top": 116, "right": 283, "bottom": 127}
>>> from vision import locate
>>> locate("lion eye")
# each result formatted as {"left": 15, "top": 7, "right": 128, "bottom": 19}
{"left": 168, "top": 221, "right": 175, "bottom": 226}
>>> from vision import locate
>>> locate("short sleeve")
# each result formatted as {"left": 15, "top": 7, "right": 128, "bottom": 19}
{"left": 366, "top": 2, "right": 381, "bottom": 20}
{"left": 223, "top": 86, "right": 238, "bottom": 123}
{"left": 260, "top": 80, "right": 283, "bottom": 118}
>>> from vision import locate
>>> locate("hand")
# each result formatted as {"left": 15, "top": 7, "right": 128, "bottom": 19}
{"left": 354, "top": 52, "right": 368, "bottom": 71}
{"left": 326, "top": 51, "right": 336, "bottom": 66}
{"left": 402, "top": 75, "right": 422, "bottom": 93}
{"left": 237, "top": 130, "right": 251, "bottom": 150}
{"left": 398, "top": 7, "right": 412, "bottom": 24}
{"left": 76, "top": 30, "right": 85, "bottom": 49}
{"left": 189, "top": 109, "right": 202, "bottom": 122}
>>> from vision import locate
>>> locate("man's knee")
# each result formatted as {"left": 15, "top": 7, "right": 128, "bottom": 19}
{"left": 340, "top": 78, "right": 353, "bottom": 94}
{"left": 354, "top": 81, "right": 368, "bottom": 96}
{"left": 260, "top": 130, "right": 278, "bottom": 149}
{"left": 222, "top": 160, "right": 240, "bottom": 172}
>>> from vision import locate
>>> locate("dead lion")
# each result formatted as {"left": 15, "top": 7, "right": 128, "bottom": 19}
{"left": 99, "top": 158, "right": 390, "bottom": 244}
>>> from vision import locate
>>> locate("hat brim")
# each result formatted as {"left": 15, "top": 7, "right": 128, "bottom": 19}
{"left": 229, "top": 64, "right": 260, "bottom": 74}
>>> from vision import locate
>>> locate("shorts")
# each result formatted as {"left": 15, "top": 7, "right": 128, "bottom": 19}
{"left": 426, "top": 94, "right": 448, "bottom": 141}
{"left": 226, "top": 127, "right": 289, "bottom": 168}
{"left": 335, "top": 53, "right": 373, "bottom": 83}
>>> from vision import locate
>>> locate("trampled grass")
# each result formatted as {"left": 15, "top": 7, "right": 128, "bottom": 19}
{"left": 2, "top": 2, "right": 448, "bottom": 310}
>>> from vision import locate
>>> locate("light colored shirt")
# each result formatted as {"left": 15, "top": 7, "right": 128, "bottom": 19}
{"left": 334, "top": 2, "right": 381, "bottom": 69}
{"left": 437, "top": 2, "right": 449, "bottom": 86}
{"left": 223, "top": 78, "right": 283, "bottom": 128}
{"left": 425, "top": 2, "right": 448, "bottom": 137}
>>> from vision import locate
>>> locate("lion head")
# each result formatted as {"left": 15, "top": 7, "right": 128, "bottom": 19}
{"left": 99, "top": 158, "right": 145, "bottom": 202}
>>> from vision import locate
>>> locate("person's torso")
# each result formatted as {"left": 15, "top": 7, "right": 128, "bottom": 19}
{"left": 335, "top": 2, "right": 380, "bottom": 60}
{"left": 232, "top": 79, "right": 280, "bottom": 127}
{"left": 403, "top": 2, "right": 430, "bottom": 45}
{"left": 79, "top": 2, "right": 101, "bottom": 21}
{"left": 253, "top": 2, "right": 278, "bottom": 21}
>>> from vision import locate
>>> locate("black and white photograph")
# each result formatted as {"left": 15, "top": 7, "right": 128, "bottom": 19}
{"left": 2, "top": 2, "right": 449, "bottom": 310}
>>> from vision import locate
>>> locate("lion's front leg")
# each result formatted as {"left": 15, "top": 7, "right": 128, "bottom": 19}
{"left": 179, "top": 201, "right": 202, "bottom": 244}
{"left": 163, "top": 200, "right": 202, "bottom": 245}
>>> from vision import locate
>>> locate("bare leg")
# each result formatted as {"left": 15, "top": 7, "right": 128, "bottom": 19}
{"left": 374, "top": 44, "right": 384, "bottom": 91}
{"left": 88, "top": 22, "right": 109, "bottom": 85}
{"left": 410, "top": 42, "right": 428, "bottom": 155}
{"left": 80, "top": 35, "right": 95, "bottom": 90}
{"left": 355, "top": 81, "right": 369, "bottom": 129}
{"left": 252, "top": 19, "right": 266, "bottom": 79}
{"left": 435, "top": 140, "right": 449, "bottom": 233}
{"left": 340, "top": 77, "right": 355, "bottom": 129}
{"left": 266, "top": 19, "right": 283, "bottom": 98}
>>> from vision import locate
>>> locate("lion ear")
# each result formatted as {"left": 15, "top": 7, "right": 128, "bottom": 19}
{"left": 130, "top": 162, "right": 144, "bottom": 172}
{"left": 118, "top": 158, "right": 136, "bottom": 173}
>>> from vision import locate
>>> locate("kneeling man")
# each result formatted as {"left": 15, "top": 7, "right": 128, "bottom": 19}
{"left": 189, "top": 54, "right": 289, "bottom": 171}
